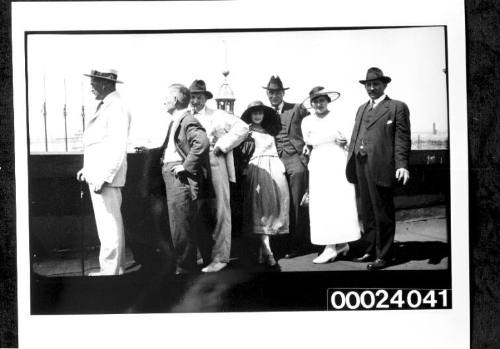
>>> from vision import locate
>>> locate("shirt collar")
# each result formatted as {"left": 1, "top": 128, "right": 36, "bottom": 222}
{"left": 193, "top": 105, "right": 207, "bottom": 115}
{"left": 172, "top": 107, "right": 189, "bottom": 121}
{"left": 100, "top": 90, "right": 118, "bottom": 105}
{"left": 274, "top": 101, "right": 284, "bottom": 113}
{"left": 371, "top": 94, "right": 386, "bottom": 107}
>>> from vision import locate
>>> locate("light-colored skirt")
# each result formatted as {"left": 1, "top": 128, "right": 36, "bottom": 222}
{"left": 243, "top": 155, "right": 290, "bottom": 235}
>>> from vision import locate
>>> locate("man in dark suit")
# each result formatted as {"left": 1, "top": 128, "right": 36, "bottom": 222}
{"left": 346, "top": 67, "right": 411, "bottom": 270}
{"left": 161, "top": 83, "right": 210, "bottom": 274}
{"left": 264, "top": 76, "right": 310, "bottom": 258}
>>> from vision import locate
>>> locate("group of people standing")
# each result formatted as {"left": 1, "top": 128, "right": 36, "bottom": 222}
{"left": 77, "top": 66, "right": 411, "bottom": 276}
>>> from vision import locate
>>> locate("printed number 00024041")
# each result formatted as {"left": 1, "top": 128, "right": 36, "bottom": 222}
{"left": 327, "top": 289, "right": 451, "bottom": 310}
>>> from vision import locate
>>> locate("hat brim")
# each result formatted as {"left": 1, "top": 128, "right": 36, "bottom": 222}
{"left": 262, "top": 86, "right": 290, "bottom": 91}
{"left": 83, "top": 74, "right": 123, "bottom": 83}
{"left": 241, "top": 104, "right": 281, "bottom": 136}
{"left": 359, "top": 76, "right": 391, "bottom": 84}
{"left": 302, "top": 91, "right": 341, "bottom": 109}
{"left": 190, "top": 90, "right": 213, "bottom": 99}
{"left": 241, "top": 104, "right": 277, "bottom": 124}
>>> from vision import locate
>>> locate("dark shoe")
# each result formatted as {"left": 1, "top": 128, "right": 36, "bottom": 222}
{"left": 367, "top": 259, "right": 388, "bottom": 271}
{"left": 284, "top": 251, "right": 299, "bottom": 259}
{"left": 352, "top": 253, "right": 374, "bottom": 263}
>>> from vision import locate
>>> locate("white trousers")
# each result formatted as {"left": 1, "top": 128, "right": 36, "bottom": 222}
{"left": 89, "top": 186, "right": 125, "bottom": 275}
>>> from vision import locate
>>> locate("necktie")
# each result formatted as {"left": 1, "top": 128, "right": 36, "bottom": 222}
{"left": 96, "top": 101, "right": 104, "bottom": 112}
{"left": 370, "top": 100, "right": 375, "bottom": 111}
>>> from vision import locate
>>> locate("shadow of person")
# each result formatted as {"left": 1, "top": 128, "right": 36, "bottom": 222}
{"left": 169, "top": 270, "right": 251, "bottom": 312}
{"left": 390, "top": 240, "right": 450, "bottom": 266}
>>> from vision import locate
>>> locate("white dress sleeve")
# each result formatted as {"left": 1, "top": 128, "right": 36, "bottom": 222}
{"left": 301, "top": 116, "right": 312, "bottom": 145}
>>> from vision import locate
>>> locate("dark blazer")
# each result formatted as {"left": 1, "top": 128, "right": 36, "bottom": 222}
{"left": 140, "top": 112, "right": 211, "bottom": 199}
{"left": 280, "top": 101, "right": 309, "bottom": 166}
{"left": 346, "top": 96, "right": 411, "bottom": 187}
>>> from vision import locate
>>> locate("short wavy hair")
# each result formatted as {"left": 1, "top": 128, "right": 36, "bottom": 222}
{"left": 169, "top": 83, "right": 191, "bottom": 109}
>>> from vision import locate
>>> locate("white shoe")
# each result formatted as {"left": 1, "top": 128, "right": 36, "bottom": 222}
{"left": 88, "top": 271, "right": 107, "bottom": 276}
{"left": 313, "top": 247, "right": 338, "bottom": 264}
{"left": 88, "top": 267, "right": 124, "bottom": 276}
{"left": 201, "top": 261, "right": 228, "bottom": 273}
{"left": 336, "top": 243, "right": 349, "bottom": 257}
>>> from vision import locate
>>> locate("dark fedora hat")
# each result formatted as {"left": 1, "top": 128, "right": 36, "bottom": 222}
{"left": 359, "top": 67, "right": 391, "bottom": 84}
{"left": 83, "top": 69, "right": 123, "bottom": 83}
{"left": 262, "top": 75, "right": 290, "bottom": 91}
{"left": 189, "top": 80, "right": 213, "bottom": 99}
{"left": 303, "top": 86, "right": 340, "bottom": 108}
{"left": 241, "top": 100, "right": 281, "bottom": 136}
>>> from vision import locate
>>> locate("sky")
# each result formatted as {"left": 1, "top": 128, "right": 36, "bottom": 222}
{"left": 27, "top": 26, "right": 448, "bottom": 152}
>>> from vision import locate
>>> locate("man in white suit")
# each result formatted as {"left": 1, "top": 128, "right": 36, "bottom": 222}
{"left": 77, "top": 69, "right": 131, "bottom": 276}
{"left": 189, "top": 80, "right": 249, "bottom": 272}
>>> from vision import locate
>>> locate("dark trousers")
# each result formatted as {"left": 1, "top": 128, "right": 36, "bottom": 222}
{"left": 354, "top": 154, "right": 395, "bottom": 260}
{"left": 162, "top": 162, "right": 199, "bottom": 272}
{"left": 280, "top": 152, "right": 309, "bottom": 253}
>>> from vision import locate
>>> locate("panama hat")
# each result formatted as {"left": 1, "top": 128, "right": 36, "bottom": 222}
{"left": 83, "top": 69, "right": 123, "bottom": 83}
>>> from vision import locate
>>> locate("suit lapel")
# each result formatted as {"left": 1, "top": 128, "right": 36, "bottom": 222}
{"left": 352, "top": 102, "right": 370, "bottom": 141}
{"left": 88, "top": 102, "right": 102, "bottom": 123}
{"left": 366, "top": 97, "right": 391, "bottom": 129}
{"left": 282, "top": 102, "right": 294, "bottom": 133}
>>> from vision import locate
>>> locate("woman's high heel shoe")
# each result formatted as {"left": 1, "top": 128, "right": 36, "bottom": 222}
{"left": 336, "top": 243, "right": 349, "bottom": 258}
{"left": 264, "top": 253, "right": 277, "bottom": 267}
{"left": 313, "top": 247, "right": 338, "bottom": 264}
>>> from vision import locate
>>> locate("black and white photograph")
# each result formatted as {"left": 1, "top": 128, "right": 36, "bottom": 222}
{"left": 9, "top": 1, "right": 469, "bottom": 348}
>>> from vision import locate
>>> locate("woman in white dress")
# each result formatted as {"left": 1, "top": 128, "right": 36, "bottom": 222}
{"left": 241, "top": 101, "right": 290, "bottom": 267}
{"left": 301, "top": 86, "right": 360, "bottom": 264}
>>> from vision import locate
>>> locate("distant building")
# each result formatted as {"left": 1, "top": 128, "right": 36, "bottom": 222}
{"left": 215, "top": 70, "right": 235, "bottom": 114}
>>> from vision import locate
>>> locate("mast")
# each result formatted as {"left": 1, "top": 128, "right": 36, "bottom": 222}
{"left": 63, "top": 76, "right": 68, "bottom": 152}
{"left": 81, "top": 79, "right": 86, "bottom": 133}
{"left": 43, "top": 74, "right": 48, "bottom": 152}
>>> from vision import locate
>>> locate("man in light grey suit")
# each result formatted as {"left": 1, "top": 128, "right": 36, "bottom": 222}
{"left": 78, "top": 69, "right": 131, "bottom": 276}
{"left": 189, "top": 80, "right": 249, "bottom": 272}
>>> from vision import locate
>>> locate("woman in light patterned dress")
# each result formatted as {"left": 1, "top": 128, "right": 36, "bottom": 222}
{"left": 241, "top": 101, "right": 290, "bottom": 267}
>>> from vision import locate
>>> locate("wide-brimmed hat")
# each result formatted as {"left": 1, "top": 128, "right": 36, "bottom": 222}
{"left": 302, "top": 86, "right": 341, "bottom": 108}
{"left": 359, "top": 67, "right": 391, "bottom": 84}
{"left": 189, "top": 80, "right": 213, "bottom": 99}
{"left": 83, "top": 69, "right": 123, "bottom": 83}
{"left": 262, "top": 75, "right": 290, "bottom": 91}
{"left": 241, "top": 100, "right": 281, "bottom": 136}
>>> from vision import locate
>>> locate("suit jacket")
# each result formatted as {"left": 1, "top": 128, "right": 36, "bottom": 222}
{"left": 194, "top": 106, "right": 249, "bottom": 182}
{"left": 83, "top": 91, "right": 131, "bottom": 187}
{"left": 141, "top": 111, "right": 211, "bottom": 199}
{"left": 279, "top": 101, "right": 309, "bottom": 166}
{"left": 173, "top": 112, "right": 210, "bottom": 177}
{"left": 346, "top": 96, "right": 411, "bottom": 187}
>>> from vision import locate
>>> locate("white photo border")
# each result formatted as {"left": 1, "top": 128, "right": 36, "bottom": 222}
{"left": 12, "top": 1, "right": 469, "bottom": 348}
